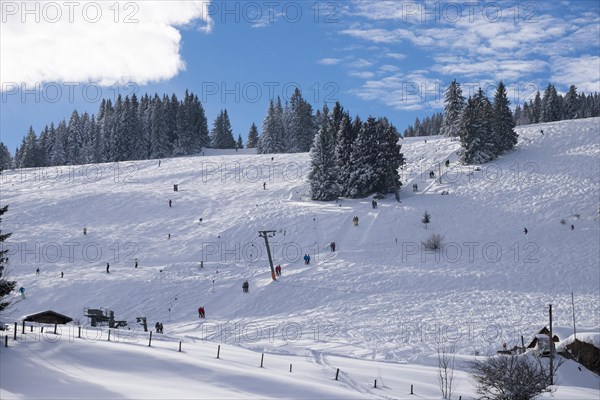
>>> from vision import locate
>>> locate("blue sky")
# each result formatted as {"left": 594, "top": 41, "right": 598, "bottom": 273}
{"left": 1, "top": 0, "right": 599, "bottom": 153}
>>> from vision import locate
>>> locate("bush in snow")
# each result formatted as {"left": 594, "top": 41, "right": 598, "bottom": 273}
{"left": 424, "top": 233, "right": 443, "bottom": 251}
{"left": 468, "top": 354, "right": 561, "bottom": 400}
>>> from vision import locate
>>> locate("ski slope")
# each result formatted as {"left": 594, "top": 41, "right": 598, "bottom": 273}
{"left": 1, "top": 118, "right": 599, "bottom": 398}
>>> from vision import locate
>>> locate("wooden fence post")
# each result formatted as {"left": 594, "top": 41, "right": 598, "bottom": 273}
{"left": 78, "top": 326, "right": 81, "bottom": 338}
{"left": 4, "top": 335, "right": 7, "bottom": 347}
{"left": 216, "top": 345, "right": 220, "bottom": 359}
{"left": 374, "top": 379, "right": 377, "bottom": 388}
{"left": 22, "top": 320, "right": 25, "bottom": 334}
{"left": 289, "top": 364, "right": 292, "bottom": 373}
{"left": 107, "top": 329, "right": 111, "bottom": 342}
{"left": 148, "top": 331, "right": 152, "bottom": 347}
{"left": 260, "top": 353, "right": 264, "bottom": 368}
{"left": 410, "top": 384, "right": 414, "bottom": 394}
{"left": 335, "top": 368, "right": 340, "bottom": 380}
{"left": 179, "top": 341, "right": 182, "bottom": 352}
{"left": 13, "top": 323, "right": 17, "bottom": 340}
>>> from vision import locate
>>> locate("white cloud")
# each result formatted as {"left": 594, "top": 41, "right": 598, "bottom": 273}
{"left": 317, "top": 58, "right": 342, "bottom": 65}
{"left": 0, "top": 1, "right": 213, "bottom": 89}
{"left": 551, "top": 55, "right": 600, "bottom": 93}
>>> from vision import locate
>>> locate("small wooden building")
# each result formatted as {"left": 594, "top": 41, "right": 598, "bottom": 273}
{"left": 23, "top": 310, "right": 73, "bottom": 325}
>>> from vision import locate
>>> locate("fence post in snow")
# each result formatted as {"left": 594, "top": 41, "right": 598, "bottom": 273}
{"left": 335, "top": 368, "right": 340, "bottom": 380}
{"left": 13, "top": 323, "right": 16, "bottom": 340}
{"left": 21, "top": 320, "right": 25, "bottom": 334}
{"left": 374, "top": 379, "right": 377, "bottom": 388}
{"left": 410, "top": 384, "right": 414, "bottom": 394}
{"left": 4, "top": 335, "right": 7, "bottom": 347}
{"left": 148, "top": 331, "right": 152, "bottom": 347}
{"left": 179, "top": 341, "right": 182, "bottom": 352}
{"left": 78, "top": 326, "right": 81, "bottom": 338}
{"left": 107, "top": 329, "right": 111, "bottom": 342}
{"left": 260, "top": 353, "right": 264, "bottom": 368}
{"left": 217, "top": 345, "right": 220, "bottom": 359}
{"left": 289, "top": 364, "right": 292, "bottom": 373}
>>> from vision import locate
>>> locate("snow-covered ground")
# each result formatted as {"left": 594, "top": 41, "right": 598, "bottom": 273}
{"left": 1, "top": 118, "right": 599, "bottom": 398}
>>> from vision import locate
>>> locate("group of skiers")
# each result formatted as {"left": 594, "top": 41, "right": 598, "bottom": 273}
{"left": 242, "top": 280, "right": 249, "bottom": 293}
{"left": 155, "top": 321, "right": 164, "bottom": 333}
{"left": 330, "top": 242, "right": 336, "bottom": 252}
{"left": 198, "top": 306, "right": 206, "bottom": 318}
{"left": 352, "top": 216, "right": 359, "bottom": 226}
{"left": 303, "top": 254, "right": 311, "bottom": 264}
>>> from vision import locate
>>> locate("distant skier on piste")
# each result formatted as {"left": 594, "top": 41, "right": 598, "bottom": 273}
{"left": 198, "top": 306, "right": 205, "bottom": 318}
{"left": 242, "top": 281, "right": 249, "bottom": 293}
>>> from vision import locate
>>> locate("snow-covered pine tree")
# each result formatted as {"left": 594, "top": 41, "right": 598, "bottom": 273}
{"left": 246, "top": 123, "right": 259, "bottom": 149}
{"left": 66, "top": 110, "right": 84, "bottom": 164}
{"left": 286, "top": 88, "right": 316, "bottom": 152}
{"left": 492, "top": 81, "right": 518, "bottom": 154}
{"left": 210, "top": 109, "right": 236, "bottom": 149}
{"left": 347, "top": 116, "right": 379, "bottom": 198}
{"left": 531, "top": 91, "right": 542, "bottom": 123}
{"left": 236, "top": 134, "right": 243, "bottom": 149}
{"left": 440, "top": 79, "right": 465, "bottom": 137}
{"left": 0, "top": 143, "right": 11, "bottom": 170}
{"left": 308, "top": 118, "right": 338, "bottom": 201}
{"left": 258, "top": 99, "right": 285, "bottom": 154}
{"left": 148, "top": 95, "right": 170, "bottom": 159}
{"left": 459, "top": 89, "right": 495, "bottom": 164}
{"left": 0, "top": 204, "right": 16, "bottom": 319}
{"left": 376, "top": 118, "right": 404, "bottom": 198}
{"left": 18, "top": 126, "right": 41, "bottom": 168}
{"left": 334, "top": 112, "right": 354, "bottom": 196}
{"left": 542, "top": 84, "right": 561, "bottom": 122}
{"left": 563, "top": 85, "right": 579, "bottom": 120}
{"left": 51, "top": 119, "right": 68, "bottom": 166}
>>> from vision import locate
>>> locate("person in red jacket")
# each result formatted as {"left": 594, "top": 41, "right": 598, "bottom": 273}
{"left": 198, "top": 306, "right": 205, "bottom": 318}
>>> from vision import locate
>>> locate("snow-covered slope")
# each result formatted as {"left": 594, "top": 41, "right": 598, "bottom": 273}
{"left": 1, "top": 118, "right": 599, "bottom": 398}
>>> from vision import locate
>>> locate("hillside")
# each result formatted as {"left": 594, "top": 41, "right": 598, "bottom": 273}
{"left": 1, "top": 118, "right": 599, "bottom": 398}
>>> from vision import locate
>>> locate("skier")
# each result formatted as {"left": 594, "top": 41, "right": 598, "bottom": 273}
{"left": 134, "top": 258, "right": 138, "bottom": 268}
{"left": 445, "top": 159, "right": 450, "bottom": 168}
{"left": 372, "top": 200, "right": 377, "bottom": 209}
{"left": 199, "top": 217, "right": 203, "bottom": 223}
{"left": 303, "top": 254, "right": 311, "bottom": 265}
{"left": 61, "top": 271, "right": 64, "bottom": 278}
{"left": 19, "top": 287, "right": 25, "bottom": 299}
{"left": 242, "top": 281, "right": 249, "bottom": 293}
{"left": 106, "top": 262, "right": 110, "bottom": 273}
{"left": 169, "top": 199, "right": 172, "bottom": 207}
{"left": 168, "top": 233, "right": 171, "bottom": 240}
{"left": 540, "top": 129, "right": 544, "bottom": 135}
{"left": 155, "top": 322, "right": 161, "bottom": 333}
{"left": 159, "top": 322, "right": 164, "bottom": 333}
{"left": 35, "top": 268, "right": 40, "bottom": 275}
{"left": 198, "top": 306, "right": 205, "bottom": 318}
{"left": 523, "top": 227, "right": 528, "bottom": 235}
{"left": 571, "top": 224, "right": 574, "bottom": 230}
{"left": 83, "top": 227, "right": 87, "bottom": 235}
{"left": 263, "top": 182, "right": 267, "bottom": 190}
{"left": 353, "top": 216, "right": 359, "bottom": 226}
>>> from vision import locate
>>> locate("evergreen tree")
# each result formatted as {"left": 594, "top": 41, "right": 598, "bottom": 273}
{"left": 19, "top": 126, "right": 40, "bottom": 168}
{"left": 236, "top": 134, "right": 243, "bottom": 149}
{"left": 334, "top": 112, "right": 355, "bottom": 196}
{"left": 531, "top": 91, "right": 542, "bottom": 123}
{"left": 421, "top": 210, "right": 431, "bottom": 229}
{"left": 459, "top": 89, "right": 495, "bottom": 164}
{"left": 0, "top": 205, "right": 16, "bottom": 318}
{"left": 563, "top": 85, "right": 579, "bottom": 120}
{"left": 440, "top": 79, "right": 465, "bottom": 137}
{"left": 149, "top": 95, "right": 170, "bottom": 159}
{"left": 0, "top": 143, "right": 11, "bottom": 171}
{"left": 50, "top": 120, "right": 68, "bottom": 166}
{"left": 542, "top": 84, "right": 561, "bottom": 122}
{"left": 246, "top": 123, "right": 259, "bottom": 149}
{"left": 285, "top": 88, "right": 316, "bottom": 152}
{"left": 258, "top": 99, "right": 285, "bottom": 154}
{"left": 492, "top": 81, "right": 518, "bottom": 154}
{"left": 374, "top": 117, "right": 404, "bottom": 198}
{"left": 308, "top": 118, "right": 338, "bottom": 201}
{"left": 210, "top": 109, "right": 236, "bottom": 149}
{"left": 66, "top": 111, "right": 83, "bottom": 164}
{"left": 347, "top": 116, "right": 379, "bottom": 198}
